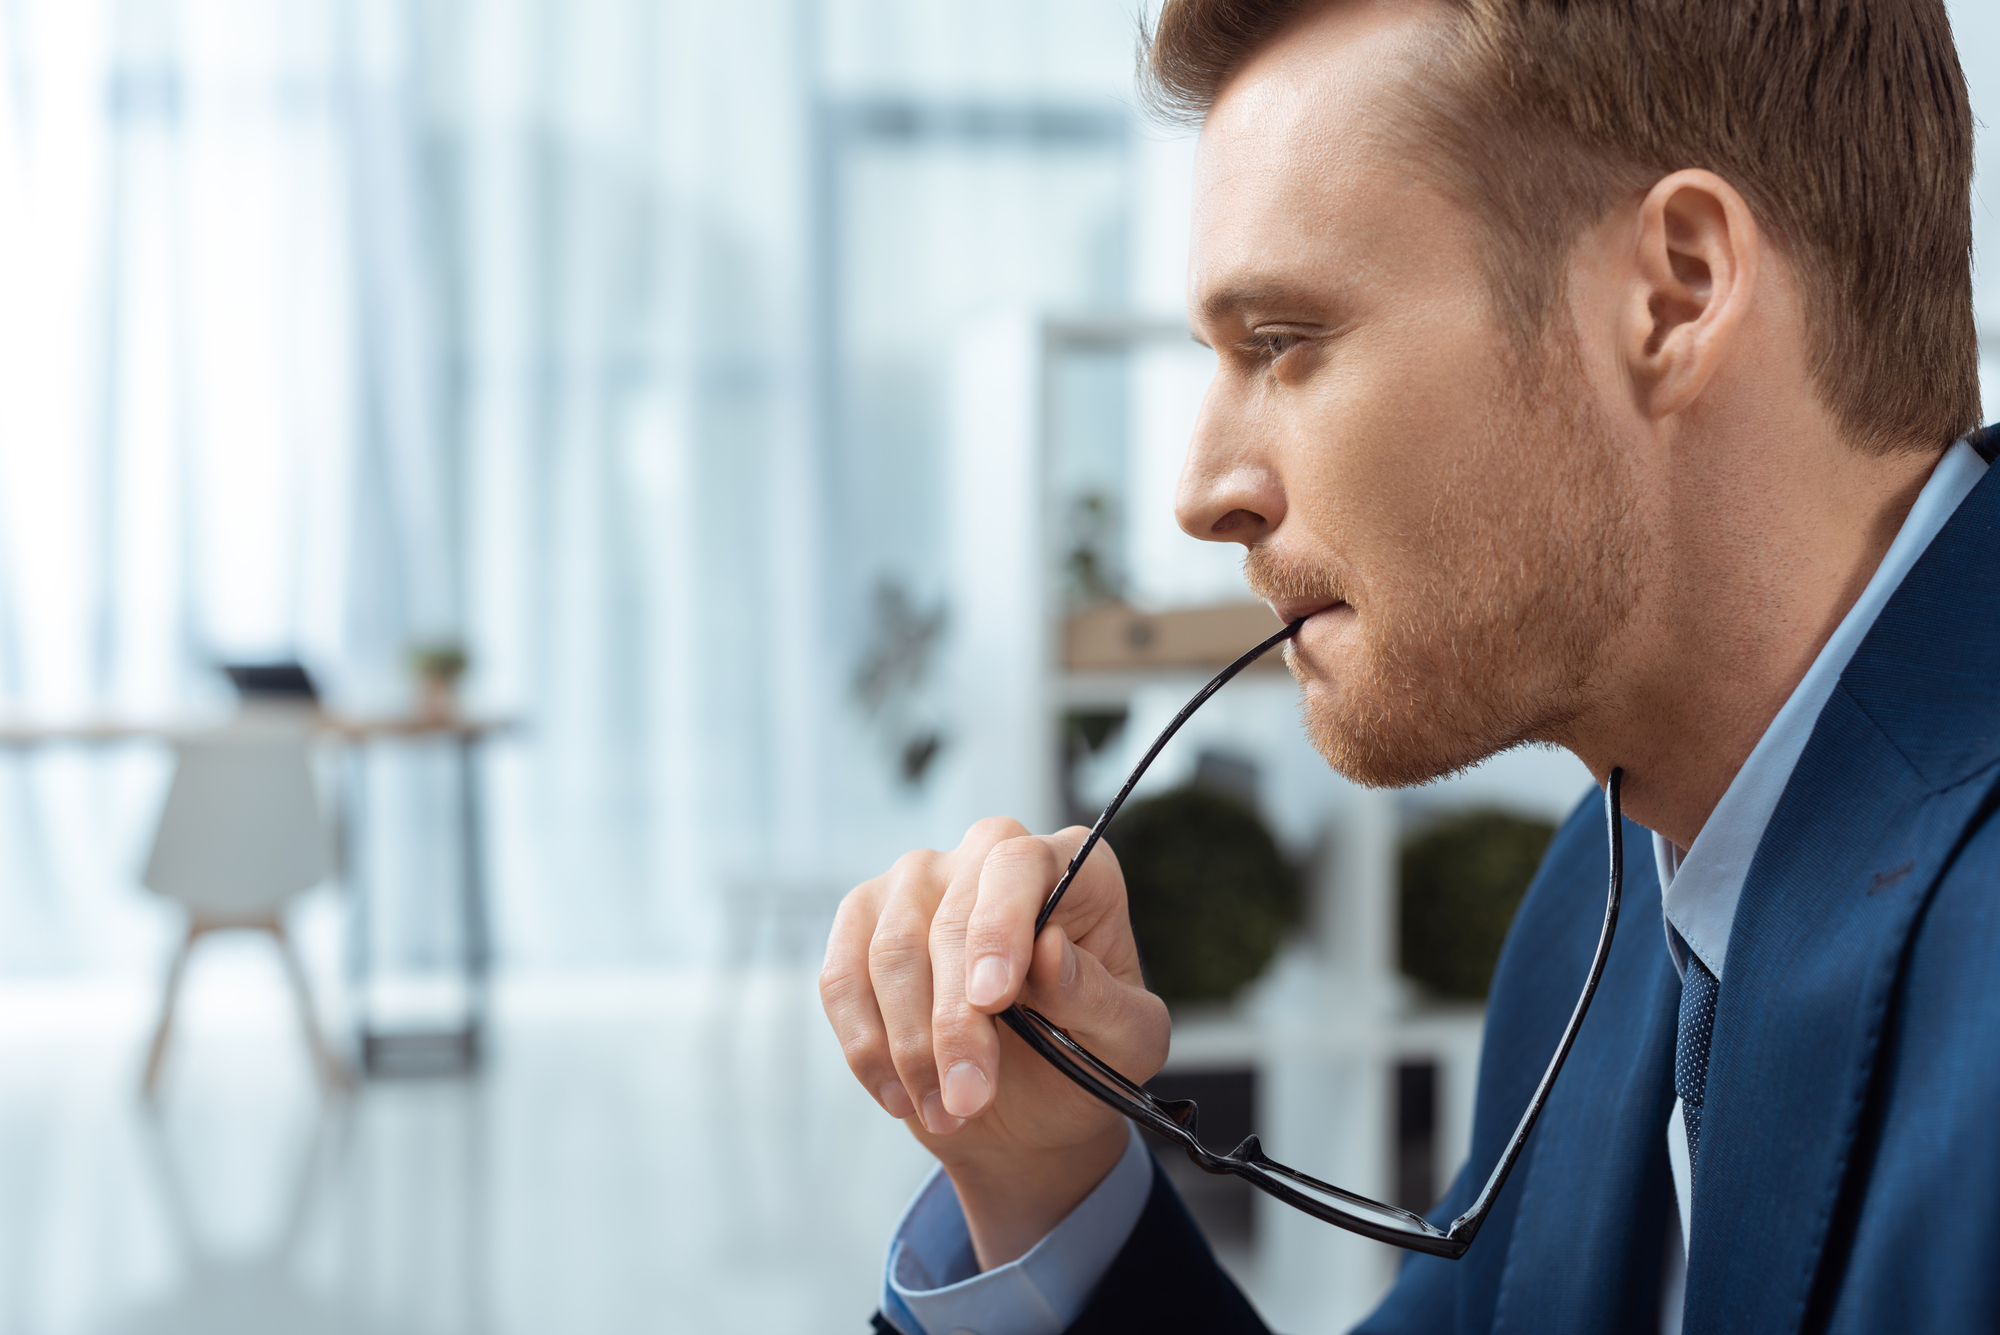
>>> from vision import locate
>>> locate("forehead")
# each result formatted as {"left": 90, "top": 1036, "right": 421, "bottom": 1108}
{"left": 1190, "top": 3, "right": 1470, "bottom": 313}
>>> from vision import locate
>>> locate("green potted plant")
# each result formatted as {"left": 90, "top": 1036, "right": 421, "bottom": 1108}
{"left": 1399, "top": 810, "right": 1556, "bottom": 1001}
{"left": 1108, "top": 787, "right": 1299, "bottom": 1007}
{"left": 407, "top": 642, "right": 469, "bottom": 720}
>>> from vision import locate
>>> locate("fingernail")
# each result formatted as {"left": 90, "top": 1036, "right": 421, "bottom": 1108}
{"left": 942, "top": 1061, "right": 990, "bottom": 1118}
{"left": 878, "top": 1080, "right": 915, "bottom": 1119}
{"left": 921, "top": 1089, "right": 965, "bottom": 1135}
{"left": 1060, "top": 935, "right": 1078, "bottom": 989}
{"left": 967, "top": 955, "right": 1010, "bottom": 1007}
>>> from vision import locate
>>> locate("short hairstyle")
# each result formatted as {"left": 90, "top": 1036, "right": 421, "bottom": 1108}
{"left": 1146, "top": 0, "right": 1980, "bottom": 454}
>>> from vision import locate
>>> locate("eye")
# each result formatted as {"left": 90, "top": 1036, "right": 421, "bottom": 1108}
{"left": 1255, "top": 331, "right": 1302, "bottom": 361}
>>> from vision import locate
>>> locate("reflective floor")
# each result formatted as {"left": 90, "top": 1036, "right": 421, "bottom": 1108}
{"left": 0, "top": 946, "right": 937, "bottom": 1335}
{"left": 0, "top": 942, "right": 1413, "bottom": 1335}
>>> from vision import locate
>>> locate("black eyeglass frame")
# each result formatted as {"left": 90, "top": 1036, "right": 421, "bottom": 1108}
{"left": 999, "top": 618, "right": 1624, "bottom": 1260}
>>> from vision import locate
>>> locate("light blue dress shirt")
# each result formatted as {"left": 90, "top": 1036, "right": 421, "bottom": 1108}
{"left": 883, "top": 440, "right": 1989, "bottom": 1335}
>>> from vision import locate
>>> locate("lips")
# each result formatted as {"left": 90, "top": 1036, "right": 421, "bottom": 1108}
{"left": 1268, "top": 598, "right": 1348, "bottom": 626}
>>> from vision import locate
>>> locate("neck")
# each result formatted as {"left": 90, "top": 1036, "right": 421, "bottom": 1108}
{"left": 1561, "top": 420, "right": 1941, "bottom": 850}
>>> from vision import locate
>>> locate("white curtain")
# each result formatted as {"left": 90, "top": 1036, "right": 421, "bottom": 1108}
{"left": 0, "top": 0, "right": 1157, "bottom": 976}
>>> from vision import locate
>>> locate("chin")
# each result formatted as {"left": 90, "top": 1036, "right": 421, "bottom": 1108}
{"left": 1294, "top": 655, "right": 1531, "bottom": 790}
{"left": 1305, "top": 705, "right": 1488, "bottom": 789}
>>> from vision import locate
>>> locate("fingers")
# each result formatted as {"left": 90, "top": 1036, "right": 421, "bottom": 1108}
{"left": 821, "top": 817, "right": 1152, "bottom": 1140}
{"left": 868, "top": 819, "right": 1031, "bottom": 1135}
{"left": 820, "top": 878, "right": 914, "bottom": 1119}
{"left": 931, "top": 829, "right": 1131, "bottom": 1120}
{"left": 927, "top": 835, "right": 1060, "bottom": 1120}
{"left": 1023, "top": 922, "right": 1169, "bottom": 1080}
{"left": 868, "top": 848, "right": 957, "bottom": 1133}
{"left": 962, "top": 827, "right": 1117, "bottom": 1012}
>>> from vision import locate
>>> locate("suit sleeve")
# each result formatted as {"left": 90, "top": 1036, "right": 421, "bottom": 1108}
{"left": 1061, "top": 1155, "right": 1269, "bottom": 1335}
{"left": 869, "top": 1154, "right": 1266, "bottom": 1335}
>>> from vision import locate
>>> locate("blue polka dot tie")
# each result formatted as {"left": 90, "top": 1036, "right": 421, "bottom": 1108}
{"left": 1675, "top": 954, "right": 1720, "bottom": 1176}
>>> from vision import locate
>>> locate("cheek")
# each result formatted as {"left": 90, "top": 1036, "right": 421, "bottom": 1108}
{"left": 1274, "top": 343, "right": 1491, "bottom": 583}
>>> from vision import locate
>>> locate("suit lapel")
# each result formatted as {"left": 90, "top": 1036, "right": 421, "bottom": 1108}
{"left": 1684, "top": 463, "right": 2000, "bottom": 1333}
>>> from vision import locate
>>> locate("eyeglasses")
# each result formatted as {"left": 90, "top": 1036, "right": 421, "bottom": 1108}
{"left": 1000, "top": 617, "right": 1624, "bottom": 1259}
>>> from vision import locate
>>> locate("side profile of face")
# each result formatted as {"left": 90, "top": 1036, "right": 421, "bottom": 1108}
{"left": 1178, "top": 1, "right": 1644, "bottom": 787}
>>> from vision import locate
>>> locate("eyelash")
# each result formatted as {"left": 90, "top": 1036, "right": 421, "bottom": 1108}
{"left": 1247, "top": 332, "right": 1303, "bottom": 363}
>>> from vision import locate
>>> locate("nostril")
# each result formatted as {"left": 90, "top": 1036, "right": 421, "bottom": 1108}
{"left": 1213, "top": 507, "right": 1266, "bottom": 539}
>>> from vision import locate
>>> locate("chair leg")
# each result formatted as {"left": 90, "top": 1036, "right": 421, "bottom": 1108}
{"left": 143, "top": 925, "right": 199, "bottom": 1101}
{"left": 271, "top": 919, "right": 351, "bottom": 1091}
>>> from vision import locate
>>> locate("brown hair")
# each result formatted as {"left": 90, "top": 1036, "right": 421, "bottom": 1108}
{"left": 1146, "top": 0, "right": 1980, "bottom": 454}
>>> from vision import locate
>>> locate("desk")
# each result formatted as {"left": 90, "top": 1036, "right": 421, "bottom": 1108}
{"left": 0, "top": 712, "right": 515, "bottom": 1077}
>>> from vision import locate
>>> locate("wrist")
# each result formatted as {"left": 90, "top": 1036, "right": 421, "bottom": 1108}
{"left": 943, "top": 1120, "right": 1134, "bottom": 1271}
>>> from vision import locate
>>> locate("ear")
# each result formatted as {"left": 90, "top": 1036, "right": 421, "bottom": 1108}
{"left": 1624, "top": 170, "right": 1761, "bottom": 420}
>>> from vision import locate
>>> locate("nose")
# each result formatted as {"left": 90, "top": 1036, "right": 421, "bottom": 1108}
{"left": 1174, "top": 374, "right": 1285, "bottom": 547}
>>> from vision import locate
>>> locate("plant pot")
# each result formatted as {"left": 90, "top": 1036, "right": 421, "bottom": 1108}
{"left": 417, "top": 675, "right": 459, "bottom": 721}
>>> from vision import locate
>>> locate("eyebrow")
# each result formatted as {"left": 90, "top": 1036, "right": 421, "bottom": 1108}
{"left": 1193, "top": 281, "right": 1338, "bottom": 336}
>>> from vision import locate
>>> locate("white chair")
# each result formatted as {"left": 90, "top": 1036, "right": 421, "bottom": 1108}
{"left": 141, "top": 720, "right": 348, "bottom": 1095}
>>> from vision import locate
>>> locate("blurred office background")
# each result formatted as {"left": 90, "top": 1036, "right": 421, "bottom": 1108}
{"left": 3, "top": 2, "right": 2000, "bottom": 1332}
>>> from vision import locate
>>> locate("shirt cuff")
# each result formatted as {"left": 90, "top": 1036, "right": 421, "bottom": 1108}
{"left": 879, "top": 1122, "right": 1154, "bottom": 1335}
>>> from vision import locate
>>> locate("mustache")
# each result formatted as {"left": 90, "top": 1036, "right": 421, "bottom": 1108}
{"left": 1243, "top": 545, "right": 1349, "bottom": 609}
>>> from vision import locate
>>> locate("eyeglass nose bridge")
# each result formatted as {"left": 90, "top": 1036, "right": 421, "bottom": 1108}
{"left": 1149, "top": 1096, "right": 1246, "bottom": 1178}
{"left": 1183, "top": 1129, "right": 1272, "bottom": 1178}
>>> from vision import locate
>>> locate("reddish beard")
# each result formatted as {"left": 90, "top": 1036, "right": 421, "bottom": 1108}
{"left": 1245, "top": 339, "right": 1639, "bottom": 788}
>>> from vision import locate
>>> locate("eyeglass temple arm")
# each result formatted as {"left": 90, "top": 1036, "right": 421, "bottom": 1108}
{"left": 1031, "top": 617, "right": 1305, "bottom": 937}
{"left": 1445, "top": 766, "right": 1624, "bottom": 1243}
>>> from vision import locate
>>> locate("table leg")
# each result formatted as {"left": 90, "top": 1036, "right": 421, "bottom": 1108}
{"left": 458, "top": 733, "right": 490, "bottom": 1062}
{"left": 355, "top": 735, "right": 490, "bottom": 1078}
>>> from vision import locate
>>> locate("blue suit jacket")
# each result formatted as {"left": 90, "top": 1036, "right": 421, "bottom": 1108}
{"left": 1058, "top": 457, "right": 2000, "bottom": 1334}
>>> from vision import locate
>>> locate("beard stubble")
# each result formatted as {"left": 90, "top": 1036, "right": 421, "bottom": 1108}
{"left": 1247, "top": 336, "right": 1640, "bottom": 788}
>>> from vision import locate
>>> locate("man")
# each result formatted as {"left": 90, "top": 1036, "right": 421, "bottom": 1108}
{"left": 820, "top": 0, "right": 2000, "bottom": 1330}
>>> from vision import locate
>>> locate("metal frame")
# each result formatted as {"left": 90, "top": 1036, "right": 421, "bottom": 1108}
{"left": 346, "top": 732, "right": 493, "bottom": 1077}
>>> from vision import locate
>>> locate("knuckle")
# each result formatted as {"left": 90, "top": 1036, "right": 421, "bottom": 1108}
{"left": 824, "top": 900, "right": 858, "bottom": 955}
{"left": 867, "top": 926, "right": 932, "bottom": 977}
{"left": 963, "top": 915, "right": 1023, "bottom": 962}
{"left": 817, "top": 963, "right": 866, "bottom": 1010}
{"left": 823, "top": 906, "right": 866, "bottom": 967}
{"left": 887, "top": 848, "right": 937, "bottom": 885}
{"left": 887, "top": 1030, "right": 935, "bottom": 1074}
{"left": 826, "top": 896, "right": 856, "bottom": 943}
{"left": 985, "top": 833, "right": 1055, "bottom": 877}
{"left": 880, "top": 850, "right": 950, "bottom": 914}
{"left": 826, "top": 884, "right": 888, "bottom": 956}
{"left": 931, "top": 997, "right": 981, "bottom": 1045}
{"left": 965, "top": 815, "right": 1029, "bottom": 847}
{"left": 835, "top": 872, "right": 890, "bottom": 922}
{"left": 929, "top": 903, "right": 971, "bottom": 950}
{"left": 836, "top": 1026, "right": 885, "bottom": 1074}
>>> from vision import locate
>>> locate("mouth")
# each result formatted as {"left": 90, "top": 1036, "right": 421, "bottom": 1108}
{"left": 1267, "top": 598, "right": 1348, "bottom": 627}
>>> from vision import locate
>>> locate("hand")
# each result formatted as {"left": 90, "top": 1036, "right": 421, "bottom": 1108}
{"left": 820, "top": 817, "right": 1170, "bottom": 1268}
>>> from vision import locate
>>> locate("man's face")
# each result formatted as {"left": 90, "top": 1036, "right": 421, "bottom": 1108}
{"left": 1180, "top": 2, "right": 1641, "bottom": 787}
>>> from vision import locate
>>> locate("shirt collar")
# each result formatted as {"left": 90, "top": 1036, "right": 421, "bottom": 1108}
{"left": 1652, "top": 438, "right": 1990, "bottom": 980}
